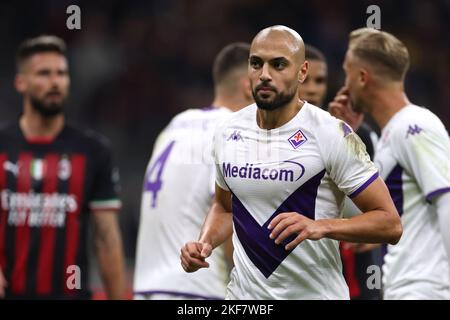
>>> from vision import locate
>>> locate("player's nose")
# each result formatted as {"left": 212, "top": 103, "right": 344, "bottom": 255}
{"left": 259, "top": 63, "right": 272, "bottom": 82}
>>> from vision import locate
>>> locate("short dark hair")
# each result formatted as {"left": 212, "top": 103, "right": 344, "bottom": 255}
{"left": 16, "top": 35, "right": 67, "bottom": 71}
{"left": 305, "top": 44, "right": 326, "bottom": 63}
{"left": 212, "top": 42, "right": 250, "bottom": 86}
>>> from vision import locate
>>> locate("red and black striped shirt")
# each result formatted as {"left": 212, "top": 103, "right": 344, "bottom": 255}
{"left": 0, "top": 123, "right": 121, "bottom": 299}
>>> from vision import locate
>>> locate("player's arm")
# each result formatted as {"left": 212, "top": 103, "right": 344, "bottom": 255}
{"left": 268, "top": 177, "right": 402, "bottom": 250}
{"left": 0, "top": 267, "right": 7, "bottom": 298}
{"left": 181, "top": 184, "right": 233, "bottom": 273}
{"left": 92, "top": 210, "right": 126, "bottom": 299}
{"left": 322, "top": 177, "right": 401, "bottom": 243}
{"left": 434, "top": 192, "right": 450, "bottom": 266}
{"left": 270, "top": 115, "right": 403, "bottom": 251}
{"left": 222, "top": 236, "right": 234, "bottom": 270}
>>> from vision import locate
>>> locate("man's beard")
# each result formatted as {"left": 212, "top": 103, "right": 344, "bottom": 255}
{"left": 30, "top": 93, "right": 66, "bottom": 117}
{"left": 252, "top": 83, "right": 297, "bottom": 111}
{"left": 350, "top": 94, "right": 365, "bottom": 113}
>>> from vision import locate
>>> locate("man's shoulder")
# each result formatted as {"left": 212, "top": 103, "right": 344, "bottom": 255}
{"left": 166, "top": 106, "right": 232, "bottom": 132}
{"left": 211, "top": 104, "right": 255, "bottom": 135}
{"left": 0, "top": 121, "right": 19, "bottom": 134}
{"left": 356, "top": 123, "right": 377, "bottom": 159}
{"left": 173, "top": 106, "right": 231, "bottom": 122}
{"left": 64, "top": 124, "right": 113, "bottom": 152}
{"left": 396, "top": 104, "right": 441, "bottom": 125}
{"left": 221, "top": 103, "right": 256, "bottom": 125}
{"left": 303, "top": 103, "right": 354, "bottom": 140}
{"left": 302, "top": 103, "right": 345, "bottom": 129}
{"left": 0, "top": 122, "right": 21, "bottom": 144}
{"left": 389, "top": 104, "right": 447, "bottom": 139}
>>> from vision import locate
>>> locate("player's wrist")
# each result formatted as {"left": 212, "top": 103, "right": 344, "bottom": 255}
{"left": 315, "top": 219, "right": 334, "bottom": 239}
{"left": 198, "top": 234, "right": 214, "bottom": 248}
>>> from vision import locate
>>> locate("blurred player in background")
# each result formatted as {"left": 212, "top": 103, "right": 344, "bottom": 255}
{"left": 330, "top": 28, "right": 450, "bottom": 299}
{"left": 0, "top": 36, "right": 125, "bottom": 299}
{"left": 133, "top": 42, "right": 253, "bottom": 300}
{"left": 297, "top": 45, "right": 327, "bottom": 108}
{"left": 299, "top": 44, "right": 382, "bottom": 299}
{"left": 181, "top": 25, "right": 402, "bottom": 299}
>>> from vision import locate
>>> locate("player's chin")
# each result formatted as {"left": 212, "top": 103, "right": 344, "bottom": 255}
{"left": 255, "top": 96, "right": 275, "bottom": 107}
{"left": 44, "top": 97, "right": 64, "bottom": 106}
{"left": 45, "top": 102, "right": 64, "bottom": 112}
{"left": 46, "top": 102, "right": 61, "bottom": 108}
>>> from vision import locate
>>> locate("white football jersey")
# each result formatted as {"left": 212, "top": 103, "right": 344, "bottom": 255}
{"left": 213, "top": 102, "right": 379, "bottom": 299}
{"left": 376, "top": 105, "right": 450, "bottom": 298}
{"left": 134, "top": 107, "right": 231, "bottom": 299}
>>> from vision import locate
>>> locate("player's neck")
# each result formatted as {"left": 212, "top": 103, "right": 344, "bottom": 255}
{"left": 256, "top": 99, "right": 304, "bottom": 130}
{"left": 370, "top": 87, "right": 410, "bottom": 130}
{"left": 20, "top": 104, "right": 65, "bottom": 139}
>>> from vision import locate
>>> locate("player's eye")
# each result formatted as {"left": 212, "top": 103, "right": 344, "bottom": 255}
{"left": 272, "top": 60, "right": 287, "bottom": 70}
{"left": 249, "top": 59, "right": 262, "bottom": 69}
{"left": 37, "top": 69, "right": 51, "bottom": 76}
{"left": 315, "top": 77, "right": 326, "bottom": 84}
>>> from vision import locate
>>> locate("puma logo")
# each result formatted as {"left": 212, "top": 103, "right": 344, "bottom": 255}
{"left": 3, "top": 161, "right": 19, "bottom": 176}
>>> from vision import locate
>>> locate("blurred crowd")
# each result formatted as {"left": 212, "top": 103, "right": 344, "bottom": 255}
{"left": 0, "top": 0, "right": 449, "bottom": 276}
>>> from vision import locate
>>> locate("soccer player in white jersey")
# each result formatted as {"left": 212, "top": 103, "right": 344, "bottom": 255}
{"left": 180, "top": 25, "right": 402, "bottom": 300}
{"left": 133, "top": 43, "right": 253, "bottom": 300}
{"left": 329, "top": 28, "right": 450, "bottom": 299}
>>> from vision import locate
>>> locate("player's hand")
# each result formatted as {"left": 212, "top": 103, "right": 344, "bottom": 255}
{"left": 268, "top": 212, "right": 326, "bottom": 251}
{"left": 180, "top": 241, "right": 213, "bottom": 273}
{"left": 0, "top": 268, "right": 7, "bottom": 298}
{"left": 328, "top": 87, "right": 364, "bottom": 131}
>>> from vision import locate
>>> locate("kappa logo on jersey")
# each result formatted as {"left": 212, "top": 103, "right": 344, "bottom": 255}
{"left": 227, "top": 130, "right": 244, "bottom": 142}
{"left": 406, "top": 124, "right": 423, "bottom": 138}
{"left": 288, "top": 129, "right": 307, "bottom": 149}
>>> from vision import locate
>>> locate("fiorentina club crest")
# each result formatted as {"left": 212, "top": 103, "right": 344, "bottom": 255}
{"left": 288, "top": 129, "right": 307, "bottom": 149}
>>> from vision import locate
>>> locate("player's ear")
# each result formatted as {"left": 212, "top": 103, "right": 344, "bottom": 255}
{"left": 240, "top": 76, "right": 253, "bottom": 102}
{"left": 15, "top": 73, "right": 26, "bottom": 94}
{"left": 299, "top": 61, "right": 308, "bottom": 84}
{"left": 358, "top": 68, "right": 369, "bottom": 87}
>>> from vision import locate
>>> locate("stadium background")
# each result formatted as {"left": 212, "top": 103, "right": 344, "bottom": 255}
{"left": 0, "top": 0, "right": 449, "bottom": 296}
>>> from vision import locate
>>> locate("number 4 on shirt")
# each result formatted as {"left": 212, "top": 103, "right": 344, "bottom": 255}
{"left": 144, "top": 141, "right": 175, "bottom": 208}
